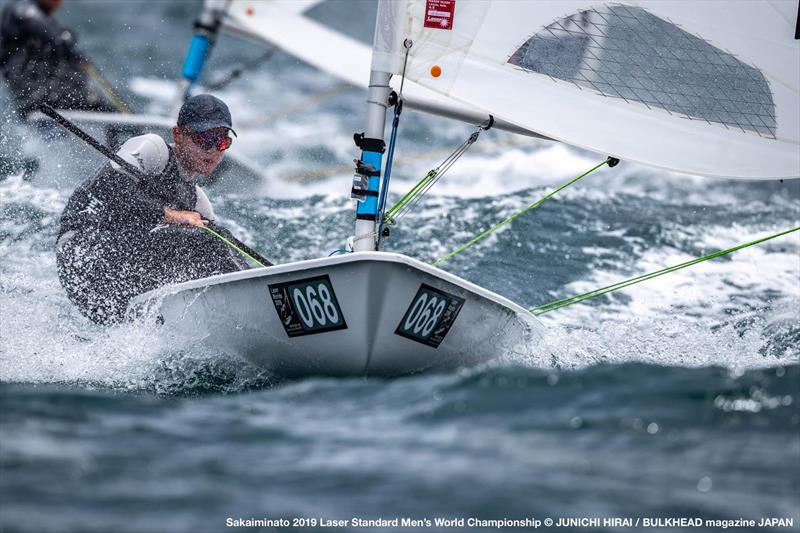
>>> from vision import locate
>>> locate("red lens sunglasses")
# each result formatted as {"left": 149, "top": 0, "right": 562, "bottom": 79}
{"left": 187, "top": 130, "right": 233, "bottom": 152}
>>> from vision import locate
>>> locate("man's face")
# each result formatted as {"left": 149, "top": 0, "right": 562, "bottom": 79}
{"left": 173, "top": 126, "right": 229, "bottom": 177}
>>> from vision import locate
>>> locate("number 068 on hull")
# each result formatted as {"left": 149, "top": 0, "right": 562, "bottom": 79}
{"left": 128, "top": 252, "right": 544, "bottom": 377}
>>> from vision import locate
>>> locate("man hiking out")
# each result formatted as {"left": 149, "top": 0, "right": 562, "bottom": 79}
{"left": 56, "top": 94, "right": 250, "bottom": 324}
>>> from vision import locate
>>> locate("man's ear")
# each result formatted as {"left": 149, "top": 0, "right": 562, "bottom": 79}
{"left": 172, "top": 126, "right": 181, "bottom": 143}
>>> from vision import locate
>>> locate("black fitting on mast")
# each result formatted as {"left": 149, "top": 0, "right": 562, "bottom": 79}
{"left": 354, "top": 159, "right": 380, "bottom": 177}
{"left": 351, "top": 159, "right": 380, "bottom": 201}
{"left": 193, "top": 18, "right": 220, "bottom": 34}
{"left": 607, "top": 157, "right": 620, "bottom": 167}
{"left": 353, "top": 132, "right": 386, "bottom": 153}
{"left": 194, "top": 4, "right": 223, "bottom": 36}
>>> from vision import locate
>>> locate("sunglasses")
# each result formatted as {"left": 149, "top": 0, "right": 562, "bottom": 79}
{"left": 186, "top": 129, "right": 233, "bottom": 151}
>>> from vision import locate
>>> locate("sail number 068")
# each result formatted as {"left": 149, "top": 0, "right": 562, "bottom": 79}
{"left": 396, "top": 284, "right": 464, "bottom": 348}
{"left": 403, "top": 293, "right": 447, "bottom": 338}
{"left": 292, "top": 283, "right": 340, "bottom": 329}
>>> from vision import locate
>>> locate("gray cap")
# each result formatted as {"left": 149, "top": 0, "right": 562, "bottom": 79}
{"left": 177, "top": 94, "right": 237, "bottom": 136}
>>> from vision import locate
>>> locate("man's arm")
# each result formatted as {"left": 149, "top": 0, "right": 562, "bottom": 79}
{"left": 164, "top": 208, "right": 207, "bottom": 227}
{"left": 113, "top": 134, "right": 207, "bottom": 227}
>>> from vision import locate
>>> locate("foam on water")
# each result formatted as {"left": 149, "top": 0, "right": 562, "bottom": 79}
{"left": 0, "top": 264, "right": 267, "bottom": 392}
{"left": 1, "top": 194, "right": 795, "bottom": 393}
{"left": 1, "top": 3, "right": 798, "bottom": 392}
{"left": 2, "top": 7, "right": 798, "bottom": 531}
{"left": 3, "top": 151, "right": 796, "bottom": 390}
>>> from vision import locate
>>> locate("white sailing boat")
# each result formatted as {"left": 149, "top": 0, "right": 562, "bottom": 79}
{"left": 129, "top": 0, "right": 800, "bottom": 377}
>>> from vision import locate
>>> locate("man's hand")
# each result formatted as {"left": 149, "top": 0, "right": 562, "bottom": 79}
{"left": 163, "top": 208, "right": 208, "bottom": 227}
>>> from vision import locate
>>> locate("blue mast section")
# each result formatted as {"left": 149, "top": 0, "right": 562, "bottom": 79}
{"left": 356, "top": 150, "right": 383, "bottom": 221}
{"left": 352, "top": 70, "right": 390, "bottom": 252}
{"left": 179, "top": 6, "right": 223, "bottom": 96}
{"left": 182, "top": 34, "right": 213, "bottom": 84}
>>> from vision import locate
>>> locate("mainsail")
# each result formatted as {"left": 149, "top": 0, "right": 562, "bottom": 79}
{"left": 209, "top": 0, "right": 540, "bottom": 137}
{"left": 371, "top": 0, "right": 800, "bottom": 180}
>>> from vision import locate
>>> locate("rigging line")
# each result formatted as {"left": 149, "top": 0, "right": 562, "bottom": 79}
{"left": 376, "top": 39, "right": 414, "bottom": 247}
{"left": 377, "top": 104, "right": 402, "bottom": 224}
{"left": 389, "top": 121, "right": 492, "bottom": 220}
{"left": 205, "top": 48, "right": 275, "bottom": 91}
{"left": 376, "top": 103, "right": 402, "bottom": 247}
{"left": 385, "top": 169, "right": 436, "bottom": 221}
{"left": 197, "top": 225, "right": 271, "bottom": 268}
{"left": 81, "top": 62, "right": 133, "bottom": 114}
{"left": 398, "top": 39, "right": 413, "bottom": 97}
{"left": 417, "top": 134, "right": 478, "bottom": 191}
{"left": 530, "top": 226, "right": 800, "bottom": 315}
{"left": 385, "top": 131, "right": 481, "bottom": 222}
{"left": 390, "top": 146, "right": 465, "bottom": 220}
{"left": 393, "top": 140, "right": 473, "bottom": 220}
{"left": 432, "top": 157, "right": 612, "bottom": 267}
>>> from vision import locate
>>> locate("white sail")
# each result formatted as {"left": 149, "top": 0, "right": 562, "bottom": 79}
{"left": 216, "top": 0, "right": 366, "bottom": 87}
{"left": 212, "top": 0, "right": 540, "bottom": 137}
{"left": 372, "top": 0, "right": 800, "bottom": 180}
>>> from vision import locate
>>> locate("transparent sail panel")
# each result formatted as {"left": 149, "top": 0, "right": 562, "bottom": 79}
{"left": 508, "top": 4, "right": 776, "bottom": 138}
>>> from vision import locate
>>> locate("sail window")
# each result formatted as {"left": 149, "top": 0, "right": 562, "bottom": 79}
{"left": 508, "top": 4, "right": 776, "bottom": 138}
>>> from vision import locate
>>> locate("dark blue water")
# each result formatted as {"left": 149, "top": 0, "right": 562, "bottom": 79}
{"left": 1, "top": 364, "right": 798, "bottom": 533}
{"left": 1, "top": 1, "right": 799, "bottom": 532}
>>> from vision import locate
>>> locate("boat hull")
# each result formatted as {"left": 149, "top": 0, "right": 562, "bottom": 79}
{"left": 128, "top": 252, "right": 543, "bottom": 377}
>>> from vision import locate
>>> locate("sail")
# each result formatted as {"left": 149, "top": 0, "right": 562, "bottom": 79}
{"left": 372, "top": 0, "right": 800, "bottom": 180}
{"left": 210, "top": 0, "right": 540, "bottom": 137}
{"left": 214, "top": 0, "right": 368, "bottom": 87}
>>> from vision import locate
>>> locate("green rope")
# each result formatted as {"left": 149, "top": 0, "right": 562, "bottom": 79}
{"left": 198, "top": 225, "right": 269, "bottom": 268}
{"left": 385, "top": 128, "right": 483, "bottom": 224}
{"left": 432, "top": 158, "right": 611, "bottom": 266}
{"left": 386, "top": 169, "right": 436, "bottom": 221}
{"left": 530, "top": 226, "right": 800, "bottom": 315}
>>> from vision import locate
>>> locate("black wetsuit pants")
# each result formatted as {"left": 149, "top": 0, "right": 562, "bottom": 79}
{"left": 56, "top": 225, "right": 248, "bottom": 325}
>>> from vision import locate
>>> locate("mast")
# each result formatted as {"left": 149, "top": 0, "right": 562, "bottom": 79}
{"left": 350, "top": 75, "right": 392, "bottom": 252}
{"left": 350, "top": 0, "right": 413, "bottom": 252}
{"left": 171, "top": 1, "right": 227, "bottom": 117}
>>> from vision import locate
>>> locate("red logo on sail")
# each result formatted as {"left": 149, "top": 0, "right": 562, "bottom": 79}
{"left": 424, "top": 0, "right": 455, "bottom": 30}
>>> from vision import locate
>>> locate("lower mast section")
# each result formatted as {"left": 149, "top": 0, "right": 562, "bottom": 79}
{"left": 351, "top": 70, "right": 391, "bottom": 252}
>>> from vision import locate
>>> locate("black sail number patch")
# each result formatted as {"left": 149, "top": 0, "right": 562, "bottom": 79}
{"left": 395, "top": 284, "right": 465, "bottom": 348}
{"left": 269, "top": 275, "right": 347, "bottom": 337}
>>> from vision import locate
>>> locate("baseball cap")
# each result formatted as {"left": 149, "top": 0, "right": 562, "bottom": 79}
{"left": 177, "top": 94, "right": 237, "bottom": 137}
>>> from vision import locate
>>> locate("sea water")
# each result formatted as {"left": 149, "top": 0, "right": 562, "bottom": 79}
{"left": 1, "top": 2, "right": 798, "bottom": 532}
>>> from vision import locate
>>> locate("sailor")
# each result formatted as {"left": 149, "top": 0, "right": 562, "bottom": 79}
{"left": 0, "top": 0, "right": 114, "bottom": 117}
{"left": 56, "top": 94, "right": 247, "bottom": 325}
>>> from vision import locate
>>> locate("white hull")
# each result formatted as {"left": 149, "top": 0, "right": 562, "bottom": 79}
{"left": 128, "top": 252, "right": 543, "bottom": 377}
